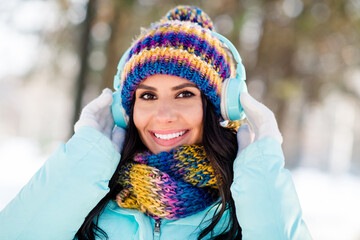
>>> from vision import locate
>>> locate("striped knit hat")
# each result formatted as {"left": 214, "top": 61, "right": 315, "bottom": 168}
{"left": 119, "top": 5, "right": 234, "bottom": 116}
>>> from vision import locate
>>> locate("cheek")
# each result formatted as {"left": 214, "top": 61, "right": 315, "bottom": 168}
{"left": 133, "top": 102, "right": 148, "bottom": 132}
{"left": 184, "top": 101, "right": 203, "bottom": 140}
{"left": 192, "top": 106, "right": 203, "bottom": 127}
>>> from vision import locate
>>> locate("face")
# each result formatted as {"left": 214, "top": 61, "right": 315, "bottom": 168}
{"left": 133, "top": 74, "right": 203, "bottom": 154}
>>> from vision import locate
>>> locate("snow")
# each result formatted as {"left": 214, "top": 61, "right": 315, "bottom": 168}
{"left": 292, "top": 168, "right": 360, "bottom": 240}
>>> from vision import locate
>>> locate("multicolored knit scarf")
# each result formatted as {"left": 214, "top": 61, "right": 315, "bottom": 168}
{"left": 115, "top": 145, "right": 219, "bottom": 220}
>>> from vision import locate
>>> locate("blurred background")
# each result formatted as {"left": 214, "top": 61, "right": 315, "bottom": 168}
{"left": 0, "top": 0, "right": 359, "bottom": 239}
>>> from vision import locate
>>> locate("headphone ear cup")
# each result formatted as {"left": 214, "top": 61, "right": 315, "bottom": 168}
{"left": 111, "top": 91, "right": 128, "bottom": 129}
{"left": 221, "top": 77, "right": 247, "bottom": 121}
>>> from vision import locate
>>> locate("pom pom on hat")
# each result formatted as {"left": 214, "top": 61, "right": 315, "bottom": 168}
{"left": 161, "top": 5, "right": 214, "bottom": 30}
{"left": 119, "top": 5, "right": 234, "bottom": 117}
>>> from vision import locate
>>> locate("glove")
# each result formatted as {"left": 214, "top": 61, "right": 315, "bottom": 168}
{"left": 74, "top": 88, "right": 126, "bottom": 153}
{"left": 236, "top": 92, "right": 283, "bottom": 154}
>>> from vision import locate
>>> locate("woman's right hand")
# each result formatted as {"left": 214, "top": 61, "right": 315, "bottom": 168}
{"left": 74, "top": 88, "right": 126, "bottom": 153}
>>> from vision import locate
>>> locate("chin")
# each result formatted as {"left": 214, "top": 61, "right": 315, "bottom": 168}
{"left": 148, "top": 141, "right": 188, "bottom": 154}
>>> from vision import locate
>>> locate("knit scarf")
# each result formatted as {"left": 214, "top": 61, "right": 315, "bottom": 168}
{"left": 115, "top": 144, "right": 219, "bottom": 220}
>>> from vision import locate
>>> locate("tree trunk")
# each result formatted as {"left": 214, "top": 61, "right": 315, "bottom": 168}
{"left": 71, "top": 0, "right": 97, "bottom": 136}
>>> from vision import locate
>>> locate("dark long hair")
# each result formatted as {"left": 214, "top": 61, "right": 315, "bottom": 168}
{"left": 74, "top": 94, "right": 242, "bottom": 240}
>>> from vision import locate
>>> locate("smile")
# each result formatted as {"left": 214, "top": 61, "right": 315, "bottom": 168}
{"left": 154, "top": 130, "right": 187, "bottom": 140}
{"left": 149, "top": 129, "right": 190, "bottom": 148}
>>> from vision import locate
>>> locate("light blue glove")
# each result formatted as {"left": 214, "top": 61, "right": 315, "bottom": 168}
{"left": 237, "top": 92, "right": 283, "bottom": 153}
{"left": 74, "top": 88, "right": 125, "bottom": 153}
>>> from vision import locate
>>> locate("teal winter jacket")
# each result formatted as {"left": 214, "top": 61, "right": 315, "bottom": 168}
{"left": 0, "top": 127, "right": 312, "bottom": 240}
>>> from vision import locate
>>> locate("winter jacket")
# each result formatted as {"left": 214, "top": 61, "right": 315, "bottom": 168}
{"left": 0, "top": 126, "right": 312, "bottom": 240}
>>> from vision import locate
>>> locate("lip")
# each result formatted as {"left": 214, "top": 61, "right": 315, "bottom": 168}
{"left": 149, "top": 129, "right": 189, "bottom": 147}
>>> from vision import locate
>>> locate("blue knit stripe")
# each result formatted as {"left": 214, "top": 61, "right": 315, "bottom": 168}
{"left": 128, "top": 31, "right": 231, "bottom": 80}
{"left": 121, "top": 59, "right": 221, "bottom": 116}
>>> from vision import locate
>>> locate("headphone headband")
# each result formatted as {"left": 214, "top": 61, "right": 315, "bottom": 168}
{"left": 114, "top": 31, "right": 245, "bottom": 91}
{"left": 111, "top": 31, "right": 247, "bottom": 128}
{"left": 210, "top": 31, "right": 246, "bottom": 81}
{"left": 113, "top": 48, "right": 131, "bottom": 90}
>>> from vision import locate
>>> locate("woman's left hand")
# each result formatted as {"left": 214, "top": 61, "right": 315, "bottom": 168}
{"left": 236, "top": 92, "right": 283, "bottom": 154}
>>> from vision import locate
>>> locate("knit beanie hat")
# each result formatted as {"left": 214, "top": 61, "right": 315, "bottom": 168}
{"left": 119, "top": 5, "right": 234, "bottom": 117}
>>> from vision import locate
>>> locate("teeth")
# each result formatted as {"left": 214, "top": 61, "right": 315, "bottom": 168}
{"left": 154, "top": 131, "right": 186, "bottom": 140}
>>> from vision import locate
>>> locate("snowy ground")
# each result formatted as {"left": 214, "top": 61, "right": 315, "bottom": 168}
{"left": 1, "top": 137, "right": 360, "bottom": 240}
{"left": 292, "top": 168, "right": 360, "bottom": 240}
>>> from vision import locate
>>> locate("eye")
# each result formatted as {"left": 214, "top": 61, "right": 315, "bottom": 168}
{"left": 177, "top": 91, "right": 195, "bottom": 98}
{"left": 139, "top": 92, "right": 157, "bottom": 100}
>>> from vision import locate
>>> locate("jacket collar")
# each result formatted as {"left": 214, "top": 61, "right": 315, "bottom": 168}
{"left": 107, "top": 200, "right": 229, "bottom": 227}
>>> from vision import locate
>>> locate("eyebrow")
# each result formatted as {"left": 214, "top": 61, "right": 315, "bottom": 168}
{"left": 136, "top": 85, "right": 156, "bottom": 91}
{"left": 137, "top": 83, "right": 198, "bottom": 91}
{"left": 172, "top": 83, "right": 198, "bottom": 90}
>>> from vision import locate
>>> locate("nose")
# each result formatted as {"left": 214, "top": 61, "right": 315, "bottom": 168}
{"left": 154, "top": 99, "right": 178, "bottom": 123}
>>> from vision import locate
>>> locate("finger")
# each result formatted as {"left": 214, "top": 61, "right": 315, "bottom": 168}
{"left": 112, "top": 126, "right": 126, "bottom": 153}
{"left": 240, "top": 92, "right": 273, "bottom": 125}
{"left": 240, "top": 92, "right": 283, "bottom": 144}
{"left": 82, "top": 88, "right": 113, "bottom": 115}
{"left": 236, "top": 124, "right": 253, "bottom": 154}
{"left": 97, "top": 105, "right": 112, "bottom": 128}
{"left": 102, "top": 111, "right": 115, "bottom": 139}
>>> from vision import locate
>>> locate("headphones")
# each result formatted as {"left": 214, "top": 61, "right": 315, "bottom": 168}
{"left": 111, "top": 31, "right": 247, "bottom": 129}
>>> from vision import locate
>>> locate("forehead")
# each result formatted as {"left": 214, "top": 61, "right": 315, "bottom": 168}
{"left": 138, "top": 74, "right": 195, "bottom": 88}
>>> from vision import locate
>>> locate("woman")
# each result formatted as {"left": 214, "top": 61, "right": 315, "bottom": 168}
{"left": 0, "top": 6, "right": 311, "bottom": 240}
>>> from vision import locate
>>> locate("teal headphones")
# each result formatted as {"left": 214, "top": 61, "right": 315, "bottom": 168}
{"left": 111, "top": 31, "right": 247, "bottom": 129}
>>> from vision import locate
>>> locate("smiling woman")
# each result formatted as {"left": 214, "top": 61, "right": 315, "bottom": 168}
{"left": 0, "top": 5, "right": 312, "bottom": 240}
{"left": 134, "top": 75, "right": 203, "bottom": 154}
